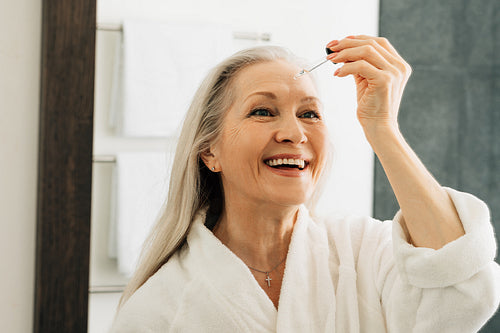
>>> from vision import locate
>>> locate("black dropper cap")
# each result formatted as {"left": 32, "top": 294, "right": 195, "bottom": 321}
{"left": 325, "top": 47, "right": 337, "bottom": 64}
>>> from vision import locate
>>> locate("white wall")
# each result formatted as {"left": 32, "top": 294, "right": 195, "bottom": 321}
{"left": 0, "top": 0, "right": 41, "bottom": 332}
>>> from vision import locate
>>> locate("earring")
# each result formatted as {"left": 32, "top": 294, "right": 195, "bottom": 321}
{"left": 211, "top": 167, "right": 215, "bottom": 171}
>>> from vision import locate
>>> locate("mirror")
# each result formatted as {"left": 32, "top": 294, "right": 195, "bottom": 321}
{"left": 88, "top": 1, "right": 380, "bottom": 331}
{"left": 36, "top": 0, "right": 499, "bottom": 332}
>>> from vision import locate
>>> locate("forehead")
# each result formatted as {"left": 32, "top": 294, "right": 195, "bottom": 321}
{"left": 232, "top": 60, "right": 319, "bottom": 100}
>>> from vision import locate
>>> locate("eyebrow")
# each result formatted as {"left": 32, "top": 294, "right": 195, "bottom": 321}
{"left": 300, "top": 96, "right": 322, "bottom": 105}
{"left": 244, "top": 91, "right": 277, "bottom": 102}
{"left": 244, "top": 91, "right": 322, "bottom": 105}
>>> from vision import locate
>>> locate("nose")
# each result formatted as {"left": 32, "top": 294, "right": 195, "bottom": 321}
{"left": 274, "top": 115, "right": 307, "bottom": 144}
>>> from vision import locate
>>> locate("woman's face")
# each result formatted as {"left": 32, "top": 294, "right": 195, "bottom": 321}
{"left": 209, "top": 59, "right": 329, "bottom": 209}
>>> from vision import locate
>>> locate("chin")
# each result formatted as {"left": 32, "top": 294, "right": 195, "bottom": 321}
{"left": 257, "top": 183, "right": 315, "bottom": 208}
{"left": 268, "top": 192, "right": 310, "bottom": 208}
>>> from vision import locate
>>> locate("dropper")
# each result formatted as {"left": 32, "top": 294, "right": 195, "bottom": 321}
{"left": 294, "top": 47, "right": 336, "bottom": 79}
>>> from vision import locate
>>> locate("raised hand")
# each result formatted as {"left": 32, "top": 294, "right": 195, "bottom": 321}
{"left": 327, "top": 35, "right": 412, "bottom": 136}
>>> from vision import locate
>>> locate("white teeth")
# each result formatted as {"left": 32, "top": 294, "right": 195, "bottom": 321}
{"left": 265, "top": 158, "right": 307, "bottom": 169}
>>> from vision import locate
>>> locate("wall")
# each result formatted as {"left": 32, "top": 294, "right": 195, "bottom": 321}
{"left": 0, "top": 0, "right": 41, "bottom": 332}
{"left": 376, "top": 0, "right": 500, "bottom": 331}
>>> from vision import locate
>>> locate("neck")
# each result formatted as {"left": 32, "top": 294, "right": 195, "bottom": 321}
{"left": 213, "top": 199, "right": 298, "bottom": 270}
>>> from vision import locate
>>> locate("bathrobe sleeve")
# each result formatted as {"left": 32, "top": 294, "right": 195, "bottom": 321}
{"left": 376, "top": 187, "right": 500, "bottom": 332}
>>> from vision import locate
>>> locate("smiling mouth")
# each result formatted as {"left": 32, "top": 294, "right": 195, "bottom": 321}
{"left": 264, "top": 158, "right": 308, "bottom": 171}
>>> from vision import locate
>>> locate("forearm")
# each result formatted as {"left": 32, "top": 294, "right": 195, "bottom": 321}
{"left": 366, "top": 125, "right": 465, "bottom": 249}
{"left": 329, "top": 35, "right": 465, "bottom": 249}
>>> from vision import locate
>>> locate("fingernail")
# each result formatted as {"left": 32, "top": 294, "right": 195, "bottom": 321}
{"left": 334, "top": 68, "right": 341, "bottom": 76}
{"left": 327, "top": 40, "right": 339, "bottom": 48}
{"left": 347, "top": 35, "right": 356, "bottom": 39}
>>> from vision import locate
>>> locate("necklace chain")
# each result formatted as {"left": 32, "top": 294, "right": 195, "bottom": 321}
{"left": 247, "top": 257, "right": 286, "bottom": 288}
{"left": 247, "top": 257, "right": 286, "bottom": 274}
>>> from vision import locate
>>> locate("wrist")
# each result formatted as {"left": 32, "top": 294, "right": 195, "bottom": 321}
{"left": 362, "top": 121, "right": 402, "bottom": 148}
{"left": 364, "top": 123, "right": 412, "bottom": 164}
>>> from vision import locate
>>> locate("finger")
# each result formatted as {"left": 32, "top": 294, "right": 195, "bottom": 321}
{"left": 328, "top": 37, "right": 395, "bottom": 58}
{"left": 354, "top": 35, "right": 402, "bottom": 59}
{"left": 334, "top": 60, "right": 383, "bottom": 81}
{"left": 351, "top": 35, "right": 412, "bottom": 77}
{"left": 328, "top": 37, "right": 399, "bottom": 68}
{"left": 327, "top": 44, "right": 397, "bottom": 73}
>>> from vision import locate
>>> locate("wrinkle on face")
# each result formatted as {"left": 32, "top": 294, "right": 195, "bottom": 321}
{"left": 211, "top": 59, "right": 328, "bottom": 209}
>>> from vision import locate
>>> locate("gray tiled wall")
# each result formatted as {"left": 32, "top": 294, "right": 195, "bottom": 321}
{"left": 376, "top": 1, "right": 499, "bottom": 331}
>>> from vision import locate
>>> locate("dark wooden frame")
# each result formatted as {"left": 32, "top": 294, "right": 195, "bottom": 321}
{"left": 34, "top": 0, "right": 96, "bottom": 332}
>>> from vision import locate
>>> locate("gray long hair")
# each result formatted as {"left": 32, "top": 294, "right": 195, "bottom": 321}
{"left": 118, "top": 45, "right": 329, "bottom": 307}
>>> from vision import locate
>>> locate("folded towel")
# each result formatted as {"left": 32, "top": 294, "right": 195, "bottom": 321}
{"left": 113, "top": 19, "right": 233, "bottom": 137}
{"left": 109, "top": 152, "right": 170, "bottom": 276}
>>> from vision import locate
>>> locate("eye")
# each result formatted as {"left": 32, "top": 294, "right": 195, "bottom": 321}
{"left": 249, "top": 108, "right": 273, "bottom": 117}
{"left": 299, "top": 111, "right": 320, "bottom": 119}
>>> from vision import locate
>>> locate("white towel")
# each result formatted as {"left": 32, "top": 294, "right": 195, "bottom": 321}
{"left": 113, "top": 20, "right": 233, "bottom": 137}
{"left": 110, "top": 152, "right": 170, "bottom": 276}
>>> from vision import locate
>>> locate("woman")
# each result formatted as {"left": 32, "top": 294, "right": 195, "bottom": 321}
{"left": 111, "top": 36, "right": 499, "bottom": 332}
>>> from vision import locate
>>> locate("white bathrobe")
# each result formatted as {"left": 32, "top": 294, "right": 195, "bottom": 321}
{"left": 111, "top": 188, "right": 500, "bottom": 332}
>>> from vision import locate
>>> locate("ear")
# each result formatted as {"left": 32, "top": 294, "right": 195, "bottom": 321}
{"left": 200, "top": 146, "right": 220, "bottom": 172}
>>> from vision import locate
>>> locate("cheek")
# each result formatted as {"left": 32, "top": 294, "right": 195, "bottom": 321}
{"left": 310, "top": 127, "right": 329, "bottom": 176}
{"left": 218, "top": 119, "right": 248, "bottom": 156}
{"left": 218, "top": 123, "right": 267, "bottom": 167}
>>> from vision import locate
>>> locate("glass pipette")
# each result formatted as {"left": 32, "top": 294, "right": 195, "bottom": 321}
{"left": 294, "top": 48, "right": 336, "bottom": 79}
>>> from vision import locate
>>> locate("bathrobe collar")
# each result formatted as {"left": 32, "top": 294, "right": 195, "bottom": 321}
{"left": 186, "top": 205, "right": 336, "bottom": 332}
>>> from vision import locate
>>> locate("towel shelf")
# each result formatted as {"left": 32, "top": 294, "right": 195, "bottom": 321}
{"left": 89, "top": 285, "right": 126, "bottom": 294}
{"left": 97, "top": 23, "right": 271, "bottom": 42}
{"left": 93, "top": 155, "right": 116, "bottom": 163}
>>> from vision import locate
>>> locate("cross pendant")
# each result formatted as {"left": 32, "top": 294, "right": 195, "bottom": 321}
{"left": 265, "top": 273, "right": 272, "bottom": 288}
